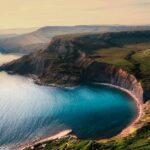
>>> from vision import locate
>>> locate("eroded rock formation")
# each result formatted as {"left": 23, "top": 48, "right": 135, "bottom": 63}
{"left": 1, "top": 31, "right": 148, "bottom": 102}
{"left": 84, "top": 62, "right": 143, "bottom": 101}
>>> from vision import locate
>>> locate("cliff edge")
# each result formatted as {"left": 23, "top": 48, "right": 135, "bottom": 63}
{"left": 1, "top": 31, "right": 150, "bottom": 101}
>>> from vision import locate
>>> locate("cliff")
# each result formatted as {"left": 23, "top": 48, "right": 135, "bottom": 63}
{"left": 84, "top": 62, "right": 143, "bottom": 101}
{"left": 1, "top": 31, "right": 149, "bottom": 101}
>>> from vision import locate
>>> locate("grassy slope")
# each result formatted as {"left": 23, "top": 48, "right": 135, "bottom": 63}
{"left": 90, "top": 47, "right": 135, "bottom": 72}
{"left": 26, "top": 42, "right": 150, "bottom": 150}
{"left": 132, "top": 49, "right": 150, "bottom": 96}
{"left": 90, "top": 43, "right": 150, "bottom": 100}
{"left": 90, "top": 43, "right": 150, "bottom": 73}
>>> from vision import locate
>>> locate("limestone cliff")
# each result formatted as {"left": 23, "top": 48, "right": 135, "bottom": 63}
{"left": 1, "top": 31, "right": 149, "bottom": 101}
{"left": 83, "top": 62, "right": 143, "bottom": 101}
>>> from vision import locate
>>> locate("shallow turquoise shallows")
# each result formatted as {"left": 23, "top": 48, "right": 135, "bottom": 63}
{"left": 0, "top": 72, "right": 137, "bottom": 148}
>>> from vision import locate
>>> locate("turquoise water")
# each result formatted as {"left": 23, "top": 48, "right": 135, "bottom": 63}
{"left": 0, "top": 72, "right": 137, "bottom": 148}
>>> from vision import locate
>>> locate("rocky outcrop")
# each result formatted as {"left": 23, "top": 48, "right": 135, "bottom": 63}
{"left": 1, "top": 31, "right": 147, "bottom": 102}
{"left": 0, "top": 38, "right": 93, "bottom": 86}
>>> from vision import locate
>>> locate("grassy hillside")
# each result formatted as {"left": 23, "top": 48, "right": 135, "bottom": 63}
{"left": 89, "top": 42, "right": 150, "bottom": 100}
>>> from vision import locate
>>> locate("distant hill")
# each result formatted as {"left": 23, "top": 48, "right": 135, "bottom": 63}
{"left": 0, "top": 25, "right": 150, "bottom": 54}
{"left": 0, "top": 34, "right": 17, "bottom": 39}
{"left": 0, "top": 27, "right": 38, "bottom": 35}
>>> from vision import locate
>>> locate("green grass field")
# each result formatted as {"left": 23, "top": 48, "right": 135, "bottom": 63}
{"left": 132, "top": 49, "right": 150, "bottom": 76}
{"left": 89, "top": 43, "right": 150, "bottom": 100}
{"left": 90, "top": 47, "right": 134, "bottom": 72}
{"left": 90, "top": 43, "right": 150, "bottom": 73}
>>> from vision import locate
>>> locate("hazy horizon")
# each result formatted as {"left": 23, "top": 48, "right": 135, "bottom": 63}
{"left": 1, "top": 24, "right": 150, "bottom": 30}
{"left": 1, "top": 24, "right": 150, "bottom": 35}
{"left": 0, "top": 0, "right": 150, "bottom": 29}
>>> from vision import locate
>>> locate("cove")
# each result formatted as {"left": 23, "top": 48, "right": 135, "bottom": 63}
{"left": 0, "top": 72, "right": 137, "bottom": 148}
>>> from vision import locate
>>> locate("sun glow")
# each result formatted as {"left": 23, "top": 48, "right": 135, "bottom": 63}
{"left": 0, "top": 0, "right": 149, "bottom": 29}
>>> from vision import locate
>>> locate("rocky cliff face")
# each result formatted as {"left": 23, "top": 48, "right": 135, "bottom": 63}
{"left": 0, "top": 38, "right": 93, "bottom": 85}
{"left": 83, "top": 62, "right": 143, "bottom": 101}
{"left": 1, "top": 31, "right": 147, "bottom": 101}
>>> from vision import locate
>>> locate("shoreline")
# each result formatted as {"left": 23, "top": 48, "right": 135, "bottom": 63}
{"left": 4, "top": 75, "right": 143, "bottom": 150}
{"left": 19, "top": 81, "right": 143, "bottom": 150}
{"left": 16, "top": 129, "right": 72, "bottom": 150}
{"left": 93, "top": 82, "right": 143, "bottom": 137}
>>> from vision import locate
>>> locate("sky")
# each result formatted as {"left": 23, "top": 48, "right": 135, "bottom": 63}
{"left": 0, "top": 0, "right": 150, "bottom": 29}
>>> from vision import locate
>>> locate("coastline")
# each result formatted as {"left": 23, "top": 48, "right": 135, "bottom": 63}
{"left": 19, "top": 80, "right": 143, "bottom": 150}
{"left": 92, "top": 82, "right": 143, "bottom": 137}
{"left": 16, "top": 129, "right": 72, "bottom": 150}
{"left": 31, "top": 74, "right": 143, "bottom": 128}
